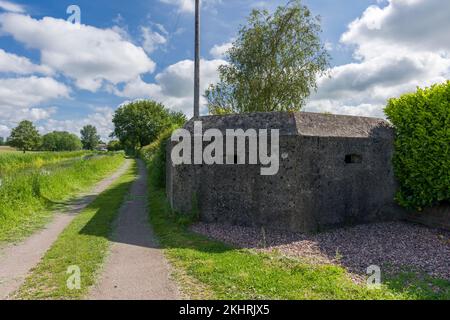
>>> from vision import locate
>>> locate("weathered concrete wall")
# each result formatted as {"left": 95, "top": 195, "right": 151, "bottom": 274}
{"left": 167, "top": 112, "right": 408, "bottom": 233}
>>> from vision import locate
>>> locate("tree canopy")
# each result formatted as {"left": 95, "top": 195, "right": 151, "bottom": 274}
{"left": 80, "top": 125, "right": 100, "bottom": 150}
{"left": 8, "top": 120, "right": 41, "bottom": 153}
{"left": 112, "top": 100, "right": 186, "bottom": 152}
{"left": 205, "top": 0, "right": 329, "bottom": 114}
{"left": 41, "top": 131, "right": 82, "bottom": 151}
{"left": 107, "top": 140, "right": 123, "bottom": 152}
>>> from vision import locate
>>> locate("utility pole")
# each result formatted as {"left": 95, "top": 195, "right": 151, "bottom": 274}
{"left": 193, "top": 0, "right": 200, "bottom": 118}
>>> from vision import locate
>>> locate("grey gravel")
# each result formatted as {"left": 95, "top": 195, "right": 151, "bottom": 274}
{"left": 192, "top": 221, "right": 450, "bottom": 280}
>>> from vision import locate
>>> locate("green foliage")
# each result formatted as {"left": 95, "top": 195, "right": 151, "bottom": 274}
{"left": 0, "top": 153, "right": 125, "bottom": 242}
{"left": 0, "top": 137, "right": 4, "bottom": 146}
{"left": 0, "top": 151, "right": 88, "bottom": 176}
{"left": 112, "top": 100, "right": 186, "bottom": 153}
{"left": 41, "top": 131, "right": 82, "bottom": 151}
{"left": 8, "top": 120, "right": 41, "bottom": 153}
{"left": 140, "top": 125, "right": 179, "bottom": 189}
{"left": 80, "top": 125, "right": 100, "bottom": 150}
{"left": 107, "top": 140, "right": 123, "bottom": 152}
{"left": 206, "top": 0, "right": 329, "bottom": 114}
{"left": 384, "top": 81, "right": 450, "bottom": 209}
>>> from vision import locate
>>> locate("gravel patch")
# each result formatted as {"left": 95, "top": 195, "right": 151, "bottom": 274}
{"left": 192, "top": 221, "right": 450, "bottom": 280}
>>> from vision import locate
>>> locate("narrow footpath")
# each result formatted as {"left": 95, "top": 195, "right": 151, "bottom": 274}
{"left": 89, "top": 159, "right": 179, "bottom": 300}
{"left": 0, "top": 159, "right": 132, "bottom": 299}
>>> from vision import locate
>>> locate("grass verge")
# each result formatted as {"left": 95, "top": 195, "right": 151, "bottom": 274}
{"left": 147, "top": 170, "right": 450, "bottom": 300}
{"left": 13, "top": 160, "right": 137, "bottom": 300}
{"left": 0, "top": 153, "right": 125, "bottom": 243}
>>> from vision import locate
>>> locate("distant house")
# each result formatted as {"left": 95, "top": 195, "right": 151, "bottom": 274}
{"left": 166, "top": 112, "right": 406, "bottom": 233}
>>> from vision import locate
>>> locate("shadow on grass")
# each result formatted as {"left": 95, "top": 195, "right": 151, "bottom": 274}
{"left": 77, "top": 159, "right": 176, "bottom": 250}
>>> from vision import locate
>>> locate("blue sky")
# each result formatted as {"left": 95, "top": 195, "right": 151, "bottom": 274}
{"left": 0, "top": 0, "right": 448, "bottom": 140}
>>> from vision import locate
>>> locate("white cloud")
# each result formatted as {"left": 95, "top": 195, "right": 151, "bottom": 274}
{"left": 40, "top": 107, "right": 115, "bottom": 142}
{"left": 341, "top": 0, "right": 450, "bottom": 58}
{"left": 140, "top": 26, "right": 167, "bottom": 54}
{"left": 210, "top": 41, "right": 232, "bottom": 59}
{"left": 1, "top": 106, "right": 57, "bottom": 122}
{"left": 0, "top": 76, "right": 69, "bottom": 109}
{"left": 115, "top": 59, "right": 226, "bottom": 117}
{"left": 306, "top": 0, "right": 450, "bottom": 118}
{"left": 0, "top": 124, "right": 9, "bottom": 138}
{"left": 0, "top": 0, "right": 24, "bottom": 13}
{"left": 0, "top": 76, "right": 69, "bottom": 133}
{"left": 0, "top": 48, "right": 52, "bottom": 75}
{"left": 159, "top": 0, "right": 221, "bottom": 13}
{"left": 0, "top": 13, "right": 156, "bottom": 92}
{"left": 160, "top": 0, "right": 195, "bottom": 13}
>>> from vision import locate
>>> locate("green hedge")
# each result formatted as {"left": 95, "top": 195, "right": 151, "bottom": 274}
{"left": 139, "top": 125, "right": 179, "bottom": 189}
{"left": 384, "top": 81, "right": 450, "bottom": 210}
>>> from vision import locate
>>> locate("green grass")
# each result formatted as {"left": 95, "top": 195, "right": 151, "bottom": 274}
{"left": 0, "top": 153, "right": 125, "bottom": 243}
{"left": 14, "top": 160, "right": 137, "bottom": 300}
{"left": 0, "top": 150, "right": 89, "bottom": 175}
{"left": 147, "top": 168, "right": 450, "bottom": 300}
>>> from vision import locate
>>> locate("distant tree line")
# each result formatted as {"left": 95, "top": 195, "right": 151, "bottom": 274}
{"left": 5, "top": 99, "right": 185, "bottom": 154}
{"left": 4, "top": 120, "right": 111, "bottom": 153}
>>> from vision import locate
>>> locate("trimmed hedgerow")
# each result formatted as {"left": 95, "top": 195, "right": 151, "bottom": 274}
{"left": 384, "top": 81, "right": 450, "bottom": 210}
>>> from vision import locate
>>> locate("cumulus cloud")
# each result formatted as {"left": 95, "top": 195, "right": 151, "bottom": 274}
{"left": 141, "top": 26, "right": 167, "bottom": 53}
{"left": 115, "top": 59, "right": 226, "bottom": 117}
{"left": 210, "top": 41, "right": 232, "bottom": 59}
{"left": 159, "top": 0, "right": 221, "bottom": 13}
{"left": 0, "top": 48, "right": 52, "bottom": 75}
{"left": 1, "top": 106, "right": 57, "bottom": 123}
{"left": 160, "top": 0, "right": 195, "bottom": 13}
{"left": 0, "top": 0, "right": 24, "bottom": 13}
{"left": 341, "top": 0, "right": 450, "bottom": 58}
{"left": 0, "top": 124, "right": 9, "bottom": 138}
{"left": 306, "top": 0, "right": 450, "bottom": 118}
{"left": 0, "top": 13, "right": 156, "bottom": 92}
{"left": 0, "top": 76, "right": 69, "bottom": 135}
{"left": 40, "top": 107, "right": 115, "bottom": 142}
{"left": 0, "top": 76, "right": 69, "bottom": 109}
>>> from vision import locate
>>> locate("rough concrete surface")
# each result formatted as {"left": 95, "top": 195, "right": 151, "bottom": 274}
{"left": 89, "top": 159, "right": 179, "bottom": 300}
{"left": 0, "top": 159, "right": 132, "bottom": 300}
{"left": 167, "top": 111, "right": 406, "bottom": 233}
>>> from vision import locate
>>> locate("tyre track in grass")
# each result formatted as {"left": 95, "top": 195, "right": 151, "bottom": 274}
{"left": 0, "top": 159, "right": 131, "bottom": 299}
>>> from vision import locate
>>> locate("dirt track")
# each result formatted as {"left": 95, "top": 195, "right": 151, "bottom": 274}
{"left": 89, "top": 159, "right": 179, "bottom": 300}
{"left": 0, "top": 159, "right": 132, "bottom": 299}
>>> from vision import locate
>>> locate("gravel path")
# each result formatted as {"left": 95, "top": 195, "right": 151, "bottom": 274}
{"left": 0, "top": 159, "right": 132, "bottom": 300}
{"left": 192, "top": 221, "right": 450, "bottom": 280}
{"left": 89, "top": 159, "right": 179, "bottom": 300}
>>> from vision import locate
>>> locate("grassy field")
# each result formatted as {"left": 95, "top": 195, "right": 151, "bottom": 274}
{"left": 0, "top": 152, "right": 125, "bottom": 243}
{"left": 14, "top": 160, "right": 137, "bottom": 300}
{"left": 0, "top": 150, "right": 89, "bottom": 175}
{"left": 146, "top": 166, "right": 450, "bottom": 300}
{"left": 0, "top": 146, "right": 17, "bottom": 153}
